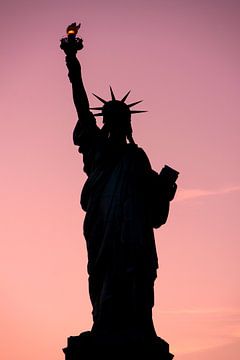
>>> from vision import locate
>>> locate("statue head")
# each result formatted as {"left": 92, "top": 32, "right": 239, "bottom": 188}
{"left": 91, "top": 87, "right": 146, "bottom": 143}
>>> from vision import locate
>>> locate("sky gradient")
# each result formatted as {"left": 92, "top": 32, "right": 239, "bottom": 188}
{"left": 1, "top": 1, "right": 240, "bottom": 359}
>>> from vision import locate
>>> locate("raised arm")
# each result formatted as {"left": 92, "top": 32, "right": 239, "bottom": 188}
{"left": 65, "top": 53, "right": 90, "bottom": 123}
{"left": 60, "top": 23, "right": 99, "bottom": 149}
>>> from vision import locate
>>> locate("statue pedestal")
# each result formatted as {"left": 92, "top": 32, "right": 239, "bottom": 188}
{"left": 63, "top": 332, "right": 174, "bottom": 359}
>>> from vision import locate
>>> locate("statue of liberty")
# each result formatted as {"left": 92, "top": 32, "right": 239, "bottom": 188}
{"left": 60, "top": 23, "right": 178, "bottom": 356}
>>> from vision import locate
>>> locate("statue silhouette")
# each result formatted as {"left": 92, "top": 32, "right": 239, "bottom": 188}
{"left": 61, "top": 23, "right": 178, "bottom": 358}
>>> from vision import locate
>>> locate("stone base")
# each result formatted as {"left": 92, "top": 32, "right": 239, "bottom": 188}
{"left": 63, "top": 331, "right": 174, "bottom": 359}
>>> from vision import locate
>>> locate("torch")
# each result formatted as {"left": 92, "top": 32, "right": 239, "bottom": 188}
{"left": 60, "top": 22, "right": 83, "bottom": 54}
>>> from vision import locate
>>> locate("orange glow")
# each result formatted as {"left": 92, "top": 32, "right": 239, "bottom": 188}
{"left": 66, "top": 23, "right": 81, "bottom": 36}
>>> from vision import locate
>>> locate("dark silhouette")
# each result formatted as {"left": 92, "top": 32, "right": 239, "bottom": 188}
{"left": 61, "top": 23, "right": 178, "bottom": 359}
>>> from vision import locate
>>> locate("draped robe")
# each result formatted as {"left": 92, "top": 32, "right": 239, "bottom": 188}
{"left": 73, "top": 112, "right": 170, "bottom": 343}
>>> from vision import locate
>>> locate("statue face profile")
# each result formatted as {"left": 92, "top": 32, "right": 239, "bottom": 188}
{"left": 102, "top": 100, "right": 131, "bottom": 121}
{"left": 102, "top": 101, "right": 132, "bottom": 139}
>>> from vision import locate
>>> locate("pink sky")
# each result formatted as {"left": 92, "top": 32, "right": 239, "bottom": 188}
{"left": 1, "top": 1, "right": 240, "bottom": 359}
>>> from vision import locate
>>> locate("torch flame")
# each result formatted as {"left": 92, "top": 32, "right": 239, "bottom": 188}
{"left": 66, "top": 22, "right": 81, "bottom": 36}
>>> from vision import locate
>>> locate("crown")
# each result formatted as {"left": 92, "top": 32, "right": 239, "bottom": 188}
{"left": 90, "top": 87, "right": 147, "bottom": 118}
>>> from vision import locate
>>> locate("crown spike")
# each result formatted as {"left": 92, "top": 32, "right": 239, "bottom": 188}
{"left": 110, "top": 86, "right": 116, "bottom": 101}
{"left": 121, "top": 90, "right": 131, "bottom": 103}
{"left": 127, "top": 100, "right": 143, "bottom": 108}
{"left": 92, "top": 93, "right": 107, "bottom": 104}
{"left": 130, "top": 110, "right": 147, "bottom": 114}
{"left": 90, "top": 107, "right": 104, "bottom": 110}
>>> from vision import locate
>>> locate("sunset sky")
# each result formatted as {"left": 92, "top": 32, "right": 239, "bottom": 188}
{"left": 1, "top": 1, "right": 240, "bottom": 359}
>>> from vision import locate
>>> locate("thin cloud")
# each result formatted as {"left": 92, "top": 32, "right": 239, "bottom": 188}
{"left": 176, "top": 186, "right": 240, "bottom": 201}
{"left": 158, "top": 307, "right": 240, "bottom": 316}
